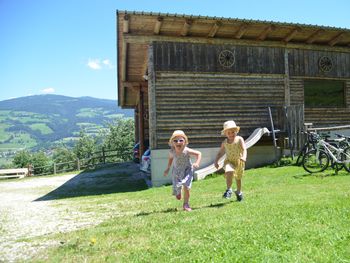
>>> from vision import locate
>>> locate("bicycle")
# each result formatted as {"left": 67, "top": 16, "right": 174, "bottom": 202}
{"left": 302, "top": 134, "right": 350, "bottom": 173}
{"left": 335, "top": 133, "right": 350, "bottom": 149}
{"left": 295, "top": 131, "right": 319, "bottom": 166}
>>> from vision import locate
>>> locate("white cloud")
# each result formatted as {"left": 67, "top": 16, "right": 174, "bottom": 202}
{"left": 102, "top": 59, "right": 114, "bottom": 69}
{"left": 87, "top": 58, "right": 114, "bottom": 70}
{"left": 87, "top": 59, "right": 102, "bottom": 70}
{"left": 41, "top": 87, "right": 55, "bottom": 94}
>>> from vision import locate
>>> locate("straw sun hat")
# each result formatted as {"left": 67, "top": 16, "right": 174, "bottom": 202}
{"left": 221, "top": 120, "right": 240, "bottom": 135}
{"left": 168, "top": 130, "right": 189, "bottom": 146}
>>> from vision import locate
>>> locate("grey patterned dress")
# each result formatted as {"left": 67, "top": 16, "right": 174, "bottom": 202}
{"left": 170, "top": 147, "right": 193, "bottom": 196}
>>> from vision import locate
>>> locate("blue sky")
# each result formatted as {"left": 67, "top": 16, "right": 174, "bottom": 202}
{"left": 1, "top": 0, "right": 349, "bottom": 102}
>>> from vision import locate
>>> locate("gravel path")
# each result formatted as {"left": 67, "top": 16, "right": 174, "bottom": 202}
{"left": 0, "top": 163, "right": 146, "bottom": 263}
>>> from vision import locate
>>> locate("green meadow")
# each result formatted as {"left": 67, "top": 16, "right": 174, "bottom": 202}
{"left": 28, "top": 165, "right": 350, "bottom": 263}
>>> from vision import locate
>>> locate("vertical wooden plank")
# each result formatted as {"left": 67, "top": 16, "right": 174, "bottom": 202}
{"left": 138, "top": 88, "right": 145, "bottom": 157}
{"left": 148, "top": 44, "right": 157, "bottom": 149}
{"left": 284, "top": 49, "right": 291, "bottom": 106}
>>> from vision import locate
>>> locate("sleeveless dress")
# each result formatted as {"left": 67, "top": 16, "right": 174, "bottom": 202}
{"left": 223, "top": 137, "right": 245, "bottom": 179}
{"left": 170, "top": 147, "right": 193, "bottom": 196}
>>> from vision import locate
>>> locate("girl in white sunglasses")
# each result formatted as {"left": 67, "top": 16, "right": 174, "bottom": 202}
{"left": 163, "top": 130, "right": 201, "bottom": 211}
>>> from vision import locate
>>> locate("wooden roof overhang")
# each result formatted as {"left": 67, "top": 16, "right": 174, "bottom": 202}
{"left": 116, "top": 10, "right": 350, "bottom": 108}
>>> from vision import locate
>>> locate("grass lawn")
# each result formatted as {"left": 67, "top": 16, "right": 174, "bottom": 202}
{"left": 31, "top": 165, "right": 350, "bottom": 263}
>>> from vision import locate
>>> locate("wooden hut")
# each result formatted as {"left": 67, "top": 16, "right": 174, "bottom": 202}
{"left": 116, "top": 11, "right": 350, "bottom": 186}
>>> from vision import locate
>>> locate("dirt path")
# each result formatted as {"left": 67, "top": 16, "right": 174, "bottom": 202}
{"left": 0, "top": 163, "right": 146, "bottom": 263}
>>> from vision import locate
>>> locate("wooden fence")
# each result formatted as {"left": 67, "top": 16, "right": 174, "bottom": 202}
{"left": 30, "top": 148, "right": 127, "bottom": 177}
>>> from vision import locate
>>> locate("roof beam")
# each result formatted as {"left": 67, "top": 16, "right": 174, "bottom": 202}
{"left": 121, "top": 41, "right": 128, "bottom": 82}
{"left": 328, "top": 32, "right": 345, "bottom": 46}
{"left": 154, "top": 17, "right": 163, "bottom": 35}
{"left": 306, "top": 29, "right": 324, "bottom": 44}
{"left": 208, "top": 21, "right": 221, "bottom": 38}
{"left": 283, "top": 27, "right": 301, "bottom": 43}
{"left": 123, "top": 14, "right": 129, "bottom": 33}
{"left": 123, "top": 34, "right": 350, "bottom": 53}
{"left": 235, "top": 23, "right": 249, "bottom": 39}
{"left": 181, "top": 19, "right": 192, "bottom": 36}
{"left": 257, "top": 25, "right": 275, "bottom": 41}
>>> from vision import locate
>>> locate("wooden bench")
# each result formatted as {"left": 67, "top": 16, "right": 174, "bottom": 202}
{"left": 0, "top": 168, "right": 29, "bottom": 179}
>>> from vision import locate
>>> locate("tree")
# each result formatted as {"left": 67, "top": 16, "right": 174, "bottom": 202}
{"left": 102, "top": 118, "right": 135, "bottom": 162}
{"left": 74, "top": 130, "right": 96, "bottom": 160}
{"left": 53, "top": 147, "right": 77, "bottom": 171}
{"left": 31, "top": 151, "right": 51, "bottom": 175}
{"left": 12, "top": 150, "right": 31, "bottom": 168}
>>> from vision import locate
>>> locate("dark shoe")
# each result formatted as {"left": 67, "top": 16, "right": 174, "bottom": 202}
{"left": 235, "top": 191, "right": 243, "bottom": 202}
{"left": 222, "top": 189, "right": 232, "bottom": 199}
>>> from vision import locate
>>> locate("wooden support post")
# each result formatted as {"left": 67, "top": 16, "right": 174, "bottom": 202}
{"left": 148, "top": 45, "right": 157, "bottom": 149}
{"left": 102, "top": 147, "right": 106, "bottom": 164}
{"left": 77, "top": 159, "right": 80, "bottom": 170}
{"left": 53, "top": 163, "right": 56, "bottom": 175}
{"left": 268, "top": 107, "right": 277, "bottom": 147}
{"left": 284, "top": 49, "right": 290, "bottom": 106}
{"left": 138, "top": 87, "right": 145, "bottom": 158}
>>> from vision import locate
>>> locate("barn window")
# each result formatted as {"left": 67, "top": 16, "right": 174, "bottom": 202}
{"left": 304, "top": 80, "right": 345, "bottom": 107}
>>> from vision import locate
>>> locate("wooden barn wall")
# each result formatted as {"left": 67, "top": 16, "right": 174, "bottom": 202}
{"left": 149, "top": 42, "right": 350, "bottom": 148}
{"left": 154, "top": 72, "right": 284, "bottom": 149}
{"left": 288, "top": 49, "right": 350, "bottom": 78}
{"left": 303, "top": 80, "right": 350, "bottom": 127}
{"left": 153, "top": 42, "right": 285, "bottom": 74}
{"left": 289, "top": 78, "right": 350, "bottom": 127}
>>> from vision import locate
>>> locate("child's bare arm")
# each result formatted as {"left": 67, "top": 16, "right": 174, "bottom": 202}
{"left": 187, "top": 148, "right": 202, "bottom": 168}
{"left": 240, "top": 137, "right": 247, "bottom": 162}
{"left": 163, "top": 152, "right": 173, "bottom": 176}
{"left": 214, "top": 142, "right": 225, "bottom": 169}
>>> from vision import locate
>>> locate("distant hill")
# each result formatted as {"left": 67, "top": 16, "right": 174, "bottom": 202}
{"left": 0, "top": 94, "right": 134, "bottom": 156}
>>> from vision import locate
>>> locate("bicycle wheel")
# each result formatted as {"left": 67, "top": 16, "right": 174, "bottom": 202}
{"left": 302, "top": 149, "right": 329, "bottom": 173}
{"left": 341, "top": 146, "right": 350, "bottom": 172}
{"left": 295, "top": 149, "right": 305, "bottom": 166}
{"left": 296, "top": 144, "right": 312, "bottom": 166}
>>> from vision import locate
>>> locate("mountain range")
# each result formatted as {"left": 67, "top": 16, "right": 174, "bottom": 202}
{"left": 0, "top": 94, "right": 134, "bottom": 159}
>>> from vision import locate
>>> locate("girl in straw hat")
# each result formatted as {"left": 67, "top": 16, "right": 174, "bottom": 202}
{"left": 214, "top": 120, "right": 247, "bottom": 201}
{"left": 164, "top": 130, "right": 201, "bottom": 211}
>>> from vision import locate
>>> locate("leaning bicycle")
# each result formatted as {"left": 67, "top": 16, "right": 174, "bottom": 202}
{"left": 302, "top": 134, "right": 350, "bottom": 173}
{"left": 295, "top": 131, "right": 319, "bottom": 166}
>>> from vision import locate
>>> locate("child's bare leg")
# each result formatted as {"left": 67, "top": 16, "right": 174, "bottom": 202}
{"left": 236, "top": 178, "right": 242, "bottom": 193}
{"left": 225, "top": 172, "right": 233, "bottom": 190}
{"left": 183, "top": 187, "right": 190, "bottom": 205}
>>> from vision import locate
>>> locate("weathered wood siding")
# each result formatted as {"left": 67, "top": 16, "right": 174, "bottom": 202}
{"left": 289, "top": 49, "right": 350, "bottom": 78}
{"left": 154, "top": 72, "right": 284, "bottom": 148}
{"left": 149, "top": 42, "right": 350, "bottom": 149}
{"left": 289, "top": 78, "right": 350, "bottom": 127}
{"left": 153, "top": 42, "right": 285, "bottom": 74}
{"left": 304, "top": 80, "right": 350, "bottom": 127}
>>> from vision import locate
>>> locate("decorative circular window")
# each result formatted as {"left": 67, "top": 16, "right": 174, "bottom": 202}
{"left": 218, "top": 50, "right": 235, "bottom": 68}
{"left": 318, "top": 56, "right": 333, "bottom": 72}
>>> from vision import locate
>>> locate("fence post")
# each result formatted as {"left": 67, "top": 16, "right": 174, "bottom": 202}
{"left": 77, "top": 159, "right": 80, "bottom": 170}
{"left": 102, "top": 147, "right": 106, "bottom": 164}
{"left": 53, "top": 163, "right": 56, "bottom": 175}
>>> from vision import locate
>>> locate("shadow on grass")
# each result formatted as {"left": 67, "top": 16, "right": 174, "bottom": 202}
{"left": 35, "top": 162, "right": 148, "bottom": 201}
{"left": 293, "top": 169, "right": 350, "bottom": 179}
{"left": 135, "top": 201, "right": 231, "bottom": 217}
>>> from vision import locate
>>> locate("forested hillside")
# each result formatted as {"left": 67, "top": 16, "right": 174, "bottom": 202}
{"left": 0, "top": 95, "right": 133, "bottom": 158}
